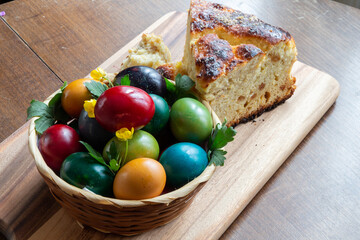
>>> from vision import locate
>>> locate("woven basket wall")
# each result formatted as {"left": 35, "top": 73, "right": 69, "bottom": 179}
{"left": 28, "top": 90, "right": 219, "bottom": 236}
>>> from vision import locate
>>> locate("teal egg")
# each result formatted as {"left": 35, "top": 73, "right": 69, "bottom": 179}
{"left": 159, "top": 142, "right": 208, "bottom": 188}
{"left": 143, "top": 94, "right": 170, "bottom": 136}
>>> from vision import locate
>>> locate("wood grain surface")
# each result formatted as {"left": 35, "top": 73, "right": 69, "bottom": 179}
{"left": 0, "top": 19, "right": 62, "bottom": 142}
{"left": 0, "top": 124, "right": 60, "bottom": 240}
{"left": 0, "top": 9, "right": 340, "bottom": 240}
{"left": 220, "top": 1, "right": 360, "bottom": 239}
{"left": 0, "top": 0, "right": 188, "bottom": 83}
{"left": 0, "top": 0, "right": 359, "bottom": 239}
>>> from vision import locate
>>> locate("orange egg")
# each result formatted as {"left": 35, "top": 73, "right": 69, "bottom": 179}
{"left": 61, "top": 78, "right": 96, "bottom": 118}
{"left": 113, "top": 158, "right": 166, "bottom": 200}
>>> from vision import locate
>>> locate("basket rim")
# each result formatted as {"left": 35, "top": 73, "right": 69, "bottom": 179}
{"left": 28, "top": 88, "right": 220, "bottom": 207}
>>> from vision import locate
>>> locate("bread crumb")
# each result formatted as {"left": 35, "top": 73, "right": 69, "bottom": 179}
{"left": 121, "top": 33, "right": 172, "bottom": 70}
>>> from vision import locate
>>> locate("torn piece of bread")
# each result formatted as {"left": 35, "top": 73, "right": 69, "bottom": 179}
{"left": 156, "top": 61, "right": 185, "bottom": 80}
{"left": 181, "top": 0, "right": 297, "bottom": 126}
{"left": 121, "top": 33, "right": 172, "bottom": 70}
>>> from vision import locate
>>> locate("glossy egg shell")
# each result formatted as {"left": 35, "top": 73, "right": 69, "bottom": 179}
{"left": 61, "top": 78, "right": 95, "bottom": 118}
{"left": 159, "top": 142, "right": 208, "bottom": 188}
{"left": 113, "top": 158, "right": 166, "bottom": 200}
{"left": 60, "top": 152, "right": 115, "bottom": 197}
{"left": 114, "top": 66, "right": 167, "bottom": 97}
{"left": 38, "top": 124, "right": 83, "bottom": 173}
{"left": 142, "top": 94, "right": 170, "bottom": 136}
{"left": 170, "top": 98, "right": 213, "bottom": 145}
{"left": 103, "top": 130, "right": 159, "bottom": 165}
{"left": 78, "top": 109, "right": 114, "bottom": 151}
{"left": 94, "top": 86, "right": 155, "bottom": 132}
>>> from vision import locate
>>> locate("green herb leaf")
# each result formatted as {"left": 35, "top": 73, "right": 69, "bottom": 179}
{"left": 120, "top": 74, "right": 131, "bottom": 86}
{"left": 164, "top": 77, "right": 176, "bottom": 93}
{"left": 208, "top": 149, "right": 227, "bottom": 166}
{"left": 27, "top": 100, "right": 55, "bottom": 134}
{"left": 109, "top": 159, "right": 121, "bottom": 172}
{"left": 106, "top": 141, "right": 122, "bottom": 172}
{"left": 165, "top": 74, "right": 197, "bottom": 105}
{"left": 48, "top": 82, "right": 67, "bottom": 108}
{"left": 60, "top": 81, "right": 68, "bottom": 91}
{"left": 208, "top": 120, "right": 236, "bottom": 151}
{"left": 164, "top": 78, "right": 177, "bottom": 105}
{"left": 80, "top": 141, "right": 106, "bottom": 165}
{"left": 175, "top": 74, "right": 195, "bottom": 92}
{"left": 48, "top": 92, "right": 71, "bottom": 124}
{"left": 27, "top": 82, "right": 71, "bottom": 134}
{"left": 109, "top": 141, "right": 119, "bottom": 160}
{"left": 174, "top": 74, "right": 181, "bottom": 87}
{"left": 27, "top": 100, "right": 52, "bottom": 120}
{"left": 48, "top": 93, "right": 61, "bottom": 108}
{"left": 206, "top": 119, "right": 236, "bottom": 166}
{"left": 34, "top": 116, "right": 55, "bottom": 134}
{"left": 83, "top": 80, "right": 108, "bottom": 99}
{"left": 81, "top": 141, "right": 118, "bottom": 174}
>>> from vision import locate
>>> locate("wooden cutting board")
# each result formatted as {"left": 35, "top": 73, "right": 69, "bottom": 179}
{"left": 0, "top": 12, "right": 340, "bottom": 240}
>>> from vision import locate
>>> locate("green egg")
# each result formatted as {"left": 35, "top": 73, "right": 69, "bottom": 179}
{"left": 170, "top": 98, "right": 213, "bottom": 145}
{"left": 103, "top": 130, "right": 159, "bottom": 164}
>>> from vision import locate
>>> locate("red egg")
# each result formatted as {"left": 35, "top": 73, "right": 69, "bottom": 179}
{"left": 95, "top": 86, "right": 155, "bottom": 132}
{"left": 38, "top": 124, "right": 83, "bottom": 173}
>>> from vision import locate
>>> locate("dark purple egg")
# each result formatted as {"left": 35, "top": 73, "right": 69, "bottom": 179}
{"left": 114, "top": 66, "right": 167, "bottom": 97}
{"left": 78, "top": 109, "right": 114, "bottom": 151}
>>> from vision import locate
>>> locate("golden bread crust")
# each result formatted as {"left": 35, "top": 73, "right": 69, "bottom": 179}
{"left": 193, "top": 34, "right": 264, "bottom": 86}
{"left": 189, "top": 0, "right": 291, "bottom": 45}
{"left": 156, "top": 63, "right": 176, "bottom": 80}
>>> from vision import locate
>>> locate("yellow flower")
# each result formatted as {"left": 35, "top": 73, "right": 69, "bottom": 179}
{"left": 90, "top": 67, "right": 107, "bottom": 81}
{"left": 116, "top": 127, "right": 134, "bottom": 141}
{"left": 83, "top": 99, "right": 97, "bottom": 118}
{"left": 175, "top": 61, "right": 182, "bottom": 70}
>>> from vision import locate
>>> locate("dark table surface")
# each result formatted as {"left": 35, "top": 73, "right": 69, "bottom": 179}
{"left": 0, "top": 0, "right": 359, "bottom": 239}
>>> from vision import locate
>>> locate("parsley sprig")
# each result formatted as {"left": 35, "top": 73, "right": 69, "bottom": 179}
{"left": 83, "top": 80, "right": 109, "bottom": 99}
{"left": 83, "top": 74, "right": 131, "bottom": 99}
{"left": 207, "top": 119, "right": 236, "bottom": 166}
{"left": 27, "top": 82, "right": 71, "bottom": 134}
{"left": 165, "top": 73, "right": 197, "bottom": 105}
{"left": 80, "top": 140, "right": 124, "bottom": 173}
{"left": 118, "top": 74, "right": 131, "bottom": 86}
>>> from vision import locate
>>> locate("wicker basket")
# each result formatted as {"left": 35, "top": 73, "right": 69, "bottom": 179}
{"left": 28, "top": 90, "right": 219, "bottom": 236}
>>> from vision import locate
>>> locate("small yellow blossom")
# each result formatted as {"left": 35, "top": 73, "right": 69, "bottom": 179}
{"left": 175, "top": 61, "right": 182, "bottom": 70}
{"left": 83, "top": 99, "right": 97, "bottom": 118}
{"left": 116, "top": 127, "right": 134, "bottom": 141}
{"left": 90, "top": 67, "right": 107, "bottom": 81}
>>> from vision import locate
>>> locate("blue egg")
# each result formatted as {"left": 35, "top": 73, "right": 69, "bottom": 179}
{"left": 159, "top": 142, "right": 208, "bottom": 188}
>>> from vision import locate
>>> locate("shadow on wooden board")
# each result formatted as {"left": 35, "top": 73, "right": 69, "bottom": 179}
{"left": 333, "top": 0, "right": 360, "bottom": 8}
{"left": 0, "top": 232, "right": 6, "bottom": 240}
{"left": 0, "top": 0, "right": 12, "bottom": 4}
